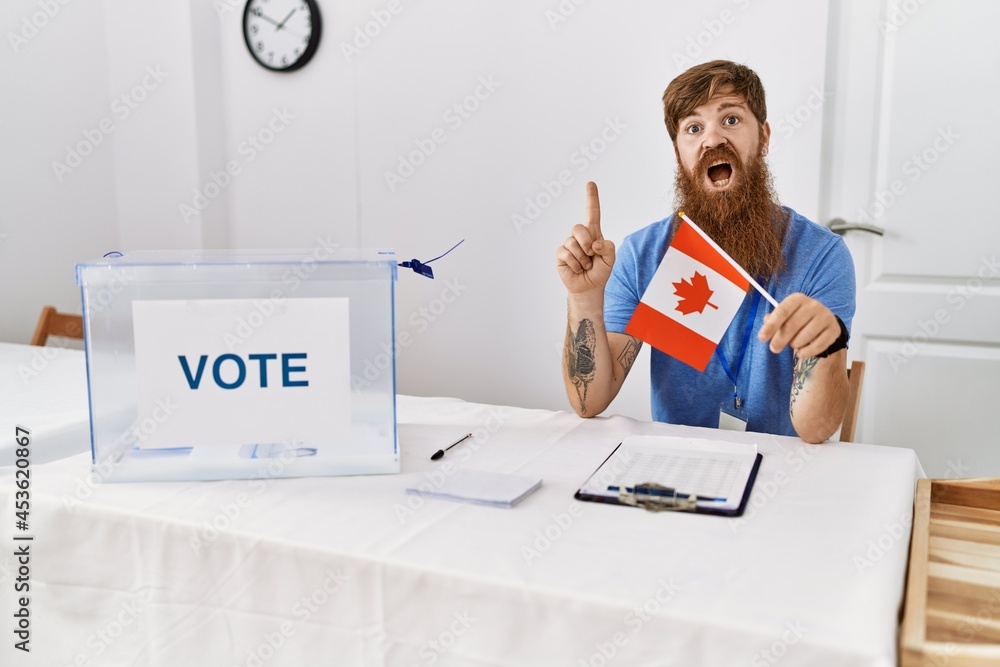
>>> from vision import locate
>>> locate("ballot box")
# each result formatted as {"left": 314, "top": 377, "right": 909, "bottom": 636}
{"left": 75, "top": 249, "right": 399, "bottom": 482}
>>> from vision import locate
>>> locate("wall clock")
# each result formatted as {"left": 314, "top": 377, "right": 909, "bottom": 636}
{"left": 243, "top": 0, "right": 322, "bottom": 72}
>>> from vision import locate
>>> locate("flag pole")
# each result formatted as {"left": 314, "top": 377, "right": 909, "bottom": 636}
{"left": 678, "top": 212, "right": 780, "bottom": 309}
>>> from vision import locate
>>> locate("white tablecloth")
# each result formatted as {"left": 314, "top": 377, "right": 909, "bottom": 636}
{"left": 0, "top": 343, "right": 920, "bottom": 666}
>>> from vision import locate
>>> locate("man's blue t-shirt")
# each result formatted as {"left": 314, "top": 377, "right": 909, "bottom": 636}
{"left": 604, "top": 208, "right": 856, "bottom": 437}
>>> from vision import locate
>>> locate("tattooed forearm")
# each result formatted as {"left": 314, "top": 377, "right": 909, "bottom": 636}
{"left": 790, "top": 354, "right": 818, "bottom": 418}
{"left": 616, "top": 336, "right": 641, "bottom": 375}
{"left": 566, "top": 319, "right": 597, "bottom": 412}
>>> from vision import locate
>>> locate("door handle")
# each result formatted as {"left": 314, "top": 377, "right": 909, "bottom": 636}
{"left": 827, "top": 218, "right": 885, "bottom": 236}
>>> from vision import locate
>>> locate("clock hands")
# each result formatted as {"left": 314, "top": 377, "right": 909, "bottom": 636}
{"left": 254, "top": 8, "right": 299, "bottom": 32}
{"left": 251, "top": 8, "right": 304, "bottom": 40}
{"left": 276, "top": 9, "right": 297, "bottom": 30}
{"left": 255, "top": 12, "right": 282, "bottom": 28}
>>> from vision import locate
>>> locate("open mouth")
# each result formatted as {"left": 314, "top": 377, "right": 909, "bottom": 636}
{"left": 707, "top": 161, "right": 734, "bottom": 188}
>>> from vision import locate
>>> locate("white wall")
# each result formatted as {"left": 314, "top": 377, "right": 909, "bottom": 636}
{"left": 217, "top": 1, "right": 360, "bottom": 249}
{"left": 1, "top": 0, "right": 829, "bottom": 420}
{"left": 0, "top": 0, "right": 119, "bottom": 341}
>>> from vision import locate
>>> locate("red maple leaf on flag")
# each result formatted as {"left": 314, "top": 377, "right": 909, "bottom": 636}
{"left": 672, "top": 271, "right": 718, "bottom": 315}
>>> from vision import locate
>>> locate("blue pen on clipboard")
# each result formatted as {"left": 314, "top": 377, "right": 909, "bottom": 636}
{"left": 606, "top": 485, "right": 727, "bottom": 503}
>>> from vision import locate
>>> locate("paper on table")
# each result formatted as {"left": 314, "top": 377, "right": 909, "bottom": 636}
{"left": 578, "top": 436, "right": 758, "bottom": 511}
{"left": 406, "top": 468, "right": 542, "bottom": 508}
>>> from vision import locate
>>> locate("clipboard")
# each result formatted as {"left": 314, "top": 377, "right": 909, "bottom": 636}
{"left": 574, "top": 438, "right": 763, "bottom": 517}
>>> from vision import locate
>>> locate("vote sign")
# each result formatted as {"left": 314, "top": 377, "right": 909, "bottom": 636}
{"left": 132, "top": 298, "right": 351, "bottom": 448}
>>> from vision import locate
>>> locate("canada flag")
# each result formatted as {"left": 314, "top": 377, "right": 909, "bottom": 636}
{"left": 625, "top": 213, "right": 752, "bottom": 372}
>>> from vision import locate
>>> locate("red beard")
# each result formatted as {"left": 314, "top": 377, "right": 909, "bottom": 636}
{"left": 674, "top": 141, "right": 788, "bottom": 280}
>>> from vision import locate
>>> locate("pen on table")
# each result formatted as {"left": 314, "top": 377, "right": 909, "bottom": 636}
{"left": 430, "top": 433, "right": 473, "bottom": 461}
{"left": 606, "top": 485, "right": 726, "bottom": 503}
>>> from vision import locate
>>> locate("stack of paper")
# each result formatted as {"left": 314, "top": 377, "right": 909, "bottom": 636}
{"left": 406, "top": 468, "right": 543, "bottom": 508}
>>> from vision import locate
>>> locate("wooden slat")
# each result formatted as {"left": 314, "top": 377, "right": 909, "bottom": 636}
{"left": 908, "top": 640, "right": 1000, "bottom": 667}
{"left": 929, "top": 536, "right": 1000, "bottom": 558}
{"left": 929, "top": 546, "right": 1000, "bottom": 572}
{"left": 931, "top": 502, "right": 1000, "bottom": 525}
{"left": 932, "top": 479, "right": 1000, "bottom": 511}
{"left": 927, "top": 562, "right": 1000, "bottom": 605}
{"left": 927, "top": 560, "right": 1000, "bottom": 587}
{"left": 926, "top": 607, "right": 1000, "bottom": 644}
{"left": 902, "top": 479, "right": 933, "bottom": 653}
{"left": 927, "top": 590, "right": 988, "bottom": 618}
{"left": 929, "top": 518, "right": 1000, "bottom": 547}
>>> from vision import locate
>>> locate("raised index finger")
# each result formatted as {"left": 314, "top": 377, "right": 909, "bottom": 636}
{"left": 586, "top": 181, "right": 602, "bottom": 240}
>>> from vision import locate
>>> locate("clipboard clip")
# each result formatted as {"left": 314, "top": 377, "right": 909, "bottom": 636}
{"left": 615, "top": 482, "right": 698, "bottom": 513}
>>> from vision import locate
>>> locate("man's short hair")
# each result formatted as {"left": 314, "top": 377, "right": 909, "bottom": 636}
{"left": 662, "top": 60, "right": 767, "bottom": 142}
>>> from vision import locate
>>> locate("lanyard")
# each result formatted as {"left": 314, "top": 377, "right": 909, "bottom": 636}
{"left": 715, "top": 290, "right": 761, "bottom": 409}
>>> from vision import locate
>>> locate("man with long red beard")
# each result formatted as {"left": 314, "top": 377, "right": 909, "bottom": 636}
{"left": 557, "top": 60, "right": 854, "bottom": 443}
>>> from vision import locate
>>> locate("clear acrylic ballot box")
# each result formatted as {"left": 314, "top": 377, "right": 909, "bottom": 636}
{"left": 76, "top": 249, "right": 399, "bottom": 482}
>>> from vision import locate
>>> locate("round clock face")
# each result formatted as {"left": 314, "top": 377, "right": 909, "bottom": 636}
{"left": 243, "top": 0, "right": 322, "bottom": 72}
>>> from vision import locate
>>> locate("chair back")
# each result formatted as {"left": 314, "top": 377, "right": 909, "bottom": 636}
{"left": 839, "top": 360, "right": 866, "bottom": 443}
{"left": 31, "top": 306, "right": 83, "bottom": 346}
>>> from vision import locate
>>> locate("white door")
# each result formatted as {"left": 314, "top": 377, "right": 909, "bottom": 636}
{"left": 822, "top": 0, "right": 1000, "bottom": 476}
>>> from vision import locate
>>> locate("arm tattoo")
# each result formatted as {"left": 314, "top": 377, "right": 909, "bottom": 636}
{"left": 790, "top": 354, "right": 818, "bottom": 419}
{"left": 616, "top": 336, "right": 641, "bottom": 375}
{"left": 566, "top": 319, "right": 597, "bottom": 412}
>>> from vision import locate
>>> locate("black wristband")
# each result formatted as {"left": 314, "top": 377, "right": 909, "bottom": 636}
{"left": 817, "top": 315, "right": 849, "bottom": 358}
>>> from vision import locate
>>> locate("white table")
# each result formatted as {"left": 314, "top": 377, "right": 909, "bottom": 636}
{"left": 0, "top": 343, "right": 921, "bottom": 666}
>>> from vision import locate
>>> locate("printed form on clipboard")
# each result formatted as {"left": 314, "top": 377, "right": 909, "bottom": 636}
{"left": 575, "top": 436, "right": 762, "bottom": 516}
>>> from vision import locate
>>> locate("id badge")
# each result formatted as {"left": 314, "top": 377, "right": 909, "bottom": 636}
{"left": 719, "top": 396, "right": 748, "bottom": 432}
